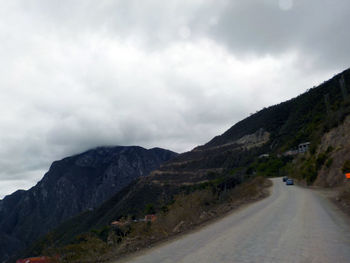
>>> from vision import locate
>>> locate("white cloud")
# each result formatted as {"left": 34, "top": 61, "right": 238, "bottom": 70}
{"left": 0, "top": 0, "right": 348, "bottom": 198}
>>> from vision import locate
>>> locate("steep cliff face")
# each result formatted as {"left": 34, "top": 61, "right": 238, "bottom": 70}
{"left": 0, "top": 146, "right": 177, "bottom": 262}
{"left": 315, "top": 115, "right": 350, "bottom": 187}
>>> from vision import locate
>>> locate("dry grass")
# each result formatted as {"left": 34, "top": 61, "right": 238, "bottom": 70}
{"left": 107, "top": 176, "right": 272, "bottom": 261}
{"left": 44, "top": 234, "right": 109, "bottom": 263}
{"left": 336, "top": 183, "right": 350, "bottom": 215}
{"left": 49, "top": 177, "right": 271, "bottom": 263}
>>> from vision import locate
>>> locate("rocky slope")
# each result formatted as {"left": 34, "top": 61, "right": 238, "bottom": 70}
{"left": 0, "top": 146, "right": 177, "bottom": 262}
{"left": 315, "top": 115, "right": 350, "bottom": 186}
{"left": 153, "top": 68, "right": 350, "bottom": 186}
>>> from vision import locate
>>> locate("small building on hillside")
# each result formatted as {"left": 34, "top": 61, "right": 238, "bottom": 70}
{"left": 298, "top": 142, "right": 310, "bottom": 153}
{"left": 145, "top": 214, "right": 157, "bottom": 222}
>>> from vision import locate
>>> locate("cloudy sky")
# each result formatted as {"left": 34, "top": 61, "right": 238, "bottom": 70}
{"left": 0, "top": 0, "right": 349, "bottom": 198}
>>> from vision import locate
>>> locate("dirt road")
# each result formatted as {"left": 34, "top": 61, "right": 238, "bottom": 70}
{"left": 118, "top": 178, "right": 350, "bottom": 263}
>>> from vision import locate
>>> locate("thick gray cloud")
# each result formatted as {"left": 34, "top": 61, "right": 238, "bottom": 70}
{"left": 0, "top": 0, "right": 349, "bottom": 198}
{"left": 206, "top": 0, "right": 350, "bottom": 69}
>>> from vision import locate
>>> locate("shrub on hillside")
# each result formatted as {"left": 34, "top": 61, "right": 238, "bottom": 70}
{"left": 342, "top": 160, "right": 350, "bottom": 173}
{"left": 53, "top": 234, "right": 108, "bottom": 263}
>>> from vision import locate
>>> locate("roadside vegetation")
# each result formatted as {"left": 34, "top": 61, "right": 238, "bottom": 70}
{"left": 285, "top": 146, "right": 335, "bottom": 185}
{"left": 247, "top": 155, "right": 292, "bottom": 178}
{"left": 39, "top": 176, "right": 271, "bottom": 263}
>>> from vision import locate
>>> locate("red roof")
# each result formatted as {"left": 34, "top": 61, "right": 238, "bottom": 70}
{"left": 16, "top": 256, "right": 52, "bottom": 263}
{"left": 145, "top": 214, "right": 157, "bottom": 222}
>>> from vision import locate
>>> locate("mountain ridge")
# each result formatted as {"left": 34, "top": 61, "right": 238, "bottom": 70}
{"left": 32, "top": 67, "right": 350, "bottom": 256}
{"left": 0, "top": 145, "right": 177, "bottom": 262}
{"left": 8, "top": 67, "right": 350, "bottom": 262}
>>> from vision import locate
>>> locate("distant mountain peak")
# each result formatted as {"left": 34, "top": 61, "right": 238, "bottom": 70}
{"left": 0, "top": 145, "right": 177, "bottom": 262}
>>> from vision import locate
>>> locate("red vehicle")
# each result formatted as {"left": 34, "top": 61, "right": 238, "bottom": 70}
{"left": 16, "top": 256, "right": 52, "bottom": 263}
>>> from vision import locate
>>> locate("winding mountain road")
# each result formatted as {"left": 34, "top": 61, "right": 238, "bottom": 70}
{"left": 118, "top": 178, "right": 350, "bottom": 263}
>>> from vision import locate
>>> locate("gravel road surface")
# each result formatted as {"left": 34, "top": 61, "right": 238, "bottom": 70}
{"left": 118, "top": 178, "right": 350, "bottom": 263}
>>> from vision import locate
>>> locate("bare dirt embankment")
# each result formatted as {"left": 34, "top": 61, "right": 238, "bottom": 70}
{"left": 310, "top": 115, "right": 350, "bottom": 216}
{"left": 315, "top": 115, "right": 350, "bottom": 187}
{"left": 327, "top": 186, "right": 350, "bottom": 217}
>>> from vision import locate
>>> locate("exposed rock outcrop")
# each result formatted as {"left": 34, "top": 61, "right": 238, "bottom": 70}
{"left": 315, "top": 116, "right": 350, "bottom": 187}
{"left": 0, "top": 146, "right": 177, "bottom": 262}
